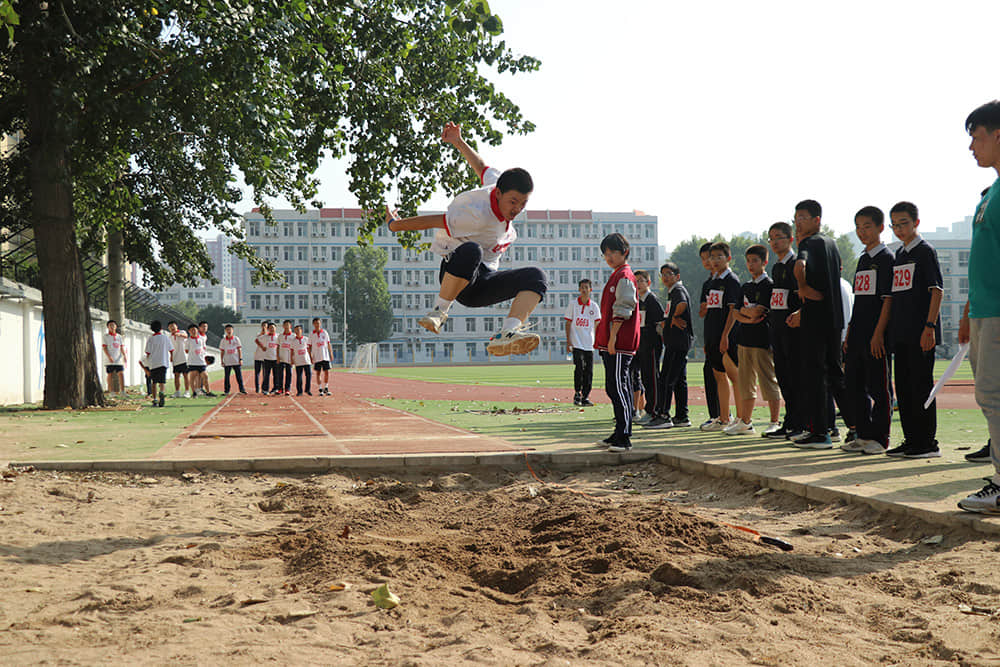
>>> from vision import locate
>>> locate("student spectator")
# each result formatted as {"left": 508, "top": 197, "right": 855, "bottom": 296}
{"left": 764, "top": 222, "right": 803, "bottom": 440}
{"left": 167, "top": 321, "right": 190, "bottom": 398}
{"left": 697, "top": 242, "right": 721, "bottom": 428}
{"left": 197, "top": 321, "right": 216, "bottom": 397}
{"left": 253, "top": 321, "right": 269, "bottom": 394}
{"left": 262, "top": 322, "right": 280, "bottom": 394}
{"left": 292, "top": 324, "right": 313, "bottom": 395}
{"left": 564, "top": 279, "right": 601, "bottom": 407}
{"left": 633, "top": 270, "right": 664, "bottom": 423}
{"left": 144, "top": 320, "right": 173, "bottom": 408}
{"left": 309, "top": 318, "right": 334, "bottom": 396}
{"left": 277, "top": 320, "right": 295, "bottom": 396}
{"left": 703, "top": 242, "right": 742, "bottom": 431}
{"left": 185, "top": 323, "right": 207, "bottom": 397}
{"left": 644, "top": 262, "right": 693, "bottom": 429}
{"left": 102, "top": 320, "right": 127, "bottom": 397}
{"left": 220, "top": 324, "right": 246, "bottom": 395}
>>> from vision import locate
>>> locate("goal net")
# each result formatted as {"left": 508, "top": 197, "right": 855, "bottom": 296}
{"left": 349, "top": 343, "right": 378, "bottom": 373}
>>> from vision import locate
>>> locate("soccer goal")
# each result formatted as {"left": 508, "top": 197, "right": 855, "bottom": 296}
{"left": 349, "top": 343, "right": 378, "bottom": 373}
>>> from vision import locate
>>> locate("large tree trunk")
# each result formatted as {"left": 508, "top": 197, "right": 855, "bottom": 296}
{"left": 27, "top": 85, "right": 105, "bottom": 409}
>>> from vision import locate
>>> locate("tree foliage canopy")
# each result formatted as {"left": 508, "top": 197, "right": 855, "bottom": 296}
{"left": 326, "top": 246, "right": 393, "bottom": 345}
{"left": 197, "top": 303, "right": 242, "bottom": 336}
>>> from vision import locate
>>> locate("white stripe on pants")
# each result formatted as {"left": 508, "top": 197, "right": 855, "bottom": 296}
{"left": 969, "top": 317, "right": 1000, "bottom": 485}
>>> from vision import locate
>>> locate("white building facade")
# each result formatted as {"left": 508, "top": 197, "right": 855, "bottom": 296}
{"left": 155, "top": 280, "right": 237, "bottom": 312}
{"left": 242, "top": 207, "right": 660, "bottom": 364}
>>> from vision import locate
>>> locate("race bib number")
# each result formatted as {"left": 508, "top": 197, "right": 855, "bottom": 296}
{"left": 892, "top": 263, "right": 915, "bottom": 292}
{"left": 639, "top": 311, "right": 647, "bottom": 327}
{"left": 706, "top": 289, "right": 723, "bottom": 309}
{"left": 770, "top": 289, "right": 789, "bottom": 310}
{"left": 575, "top": 317, "right": 590, "bottom": 328}
{"left": 297, "top": 348, "right": 307, "bottom": 356}
{"left": 268, "top": 341, "right": 278, "bottom": 349}
{"left": 854, "top": 269, "right": 876, "bottom": 296}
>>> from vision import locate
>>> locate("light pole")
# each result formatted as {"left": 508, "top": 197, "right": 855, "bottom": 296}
{"left": 342, "top": 266, "right": 348, "bottom": 367}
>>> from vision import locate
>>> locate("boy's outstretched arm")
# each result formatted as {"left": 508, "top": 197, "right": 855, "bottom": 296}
{"left": 442, "top": 122, "right": 487, "bottom": 178}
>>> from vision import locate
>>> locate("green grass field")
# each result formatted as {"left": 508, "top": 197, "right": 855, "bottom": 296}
{"left": 363, "top": 360, "right": 974, "bottom": 390}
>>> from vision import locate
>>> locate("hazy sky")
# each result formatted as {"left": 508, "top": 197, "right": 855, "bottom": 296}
{"left": 238, "top": 0, "right": 1000, "bottom": 251}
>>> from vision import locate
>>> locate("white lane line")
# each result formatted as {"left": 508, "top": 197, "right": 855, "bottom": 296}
{"left": 289, "top": 395, "right": 352, "bottom": 454}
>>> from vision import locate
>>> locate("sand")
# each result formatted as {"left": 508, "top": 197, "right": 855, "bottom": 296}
{"left": 1, "top": 462, "right": 999, "bottom": 666}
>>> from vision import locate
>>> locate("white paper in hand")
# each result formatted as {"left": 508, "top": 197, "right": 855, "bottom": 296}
{"left": 924, "top": 343, "right": 970, "bottom": 409}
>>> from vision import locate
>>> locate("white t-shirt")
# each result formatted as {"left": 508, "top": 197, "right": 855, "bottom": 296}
{"left": 309, "top": 329, "right": 331, "bottom": 362}
{"left": 262, "top": 333, "right": 279, "bottom": 361}
{"left": 102, "top": 333, "right": 125, "bottom": 364}
{"left": 430, "top": 167, "right": 517, "bottom": 271}
{"left": 253, "top": 332, "right": 268, "bottom": 361}
{"left": 278, "top": 332, "right": 295, "bottom": 364}
{"left": 170, "top": 330, "right": 188, "bottom": 364}
{"left": 144, "top": 331, "right": 173, "bottom": 370}
{"left": 564, "top": 299, "right": 601, "bottom": 351}
{"left": 291, "top": 336, "right": 311, "bottom": 366}
{"left": 220, "top": 335, "right": 242, "bottom": 366}
{"left": 186, "top": 333, "right": 207, "bottom": 366}
{"left": 840, "top": 277, "right": 854, "bottom": 344}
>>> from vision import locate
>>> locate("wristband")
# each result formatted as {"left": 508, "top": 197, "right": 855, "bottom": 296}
{"left": 924, "top": 321, "right": 935, "bottom": 328}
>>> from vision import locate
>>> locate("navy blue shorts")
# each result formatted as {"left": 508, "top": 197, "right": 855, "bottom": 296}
{"left": 440, "top": 242, "right": 547, "bottom": 308}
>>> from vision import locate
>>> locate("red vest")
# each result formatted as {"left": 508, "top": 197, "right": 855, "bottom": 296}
{"left": 595, "top": 263, "right": 640, "bottom": 354}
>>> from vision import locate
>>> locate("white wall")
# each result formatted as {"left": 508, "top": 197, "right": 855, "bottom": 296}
{"left": 0, "top": 278, "right": 220, "bottom": 405}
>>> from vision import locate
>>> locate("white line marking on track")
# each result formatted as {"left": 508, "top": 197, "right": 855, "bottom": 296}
{"left": 289, "top": 395, "right": 352, "bottom": 454}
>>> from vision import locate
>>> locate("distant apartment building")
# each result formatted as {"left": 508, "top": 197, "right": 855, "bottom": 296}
{"left": 921, "top": 217, "right": 974, "bottom": 354}
{"left": 242, "top": 207, "right": 660, "bottom": 364}
{"left": 156, "top": 279, "right": 237, "bottom": 312}
{"left": 205, "top": 234, "right": 249, "bottom": 310}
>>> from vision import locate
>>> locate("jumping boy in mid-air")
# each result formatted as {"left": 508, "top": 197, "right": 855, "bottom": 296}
{"left": 387, "top": 122, "right": 547, "bottom": 357}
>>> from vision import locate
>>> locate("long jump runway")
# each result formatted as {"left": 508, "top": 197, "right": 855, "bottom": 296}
{"left": 152, "top": 391, "right": 525, "bottom": 460}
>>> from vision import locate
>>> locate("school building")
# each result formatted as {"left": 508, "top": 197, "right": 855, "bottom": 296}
{"left": 241, "top": 207, "right": 660, "bottom": 364}
{"left": 922, "top": 217, "right": 974, "bottom": 356}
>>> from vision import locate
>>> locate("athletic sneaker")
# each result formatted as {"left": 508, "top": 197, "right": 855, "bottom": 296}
{"left": 158, "top": 394, "right": 165, "bottom": 408}
{"left": 902, "top": 444, "right": 941, "bottom": 459}
{"left": 642, "top": 417, "right": 673, "bottom": 429}
{"left": 764, "top": 425, "right": 789, "bottom": 439}
{"left": 844, "top": 429, "right": 857, "bottom": 445}
{"left": 965, "top": 442, "right": 993, "bottom": 463}
{"left": 305, "top": 391, "right": 312, "bottom": 396}
{"left": 793, "top": 433, "right": 833, "bottom": 449}
{"left": 418, "top": 308, "right": 448, "bottom": 335}
{"left": 573, "top": 393, "right": 582, "bottom": 406}
{"left": 761, "top": 422, "right": 783, "bottom": 437}
{"left": 608, "top": 437, "right": 632, "bottom": 452}
{"left": 672, "top": 417, "right": 692, "bottom": 428}
{"left": 172, "top": 390, "right": 183, "bottom": 399}
{"left": 885, "top": 443, "right": 909, "bottom": 457}
{"left": 700, "top": 418, "right": 725, "bottom": 432}
{"left": 597, "top": 434, "right": 617, "bottom": 447}
{"left": 634, "top": 412, "right": 653, "bottom": 424}
{"left": 723, "top": 420, "right": 754, "bottom": 435}
{"left": 957, "top": 479, "right": 1000, "bottom": 514}
{"left": 785, "top": 429, "right": 805, "bottom": 441}
{"left": 790, "top": 430, "right": 812, "bottom": 443}
{"left": 839, "top": 438, "right": 867, "bottom": 453}
{"left": 580, "top": 398, "right": 594, "bottom": 407}
{"left": 860, "top": 440, "right": 887, "bottom": 455}
{"left": 830, "top": 428, "right": 841, "bottom": 443}
{"left": 486, "top": 322, "right": 540, "bottom": 356}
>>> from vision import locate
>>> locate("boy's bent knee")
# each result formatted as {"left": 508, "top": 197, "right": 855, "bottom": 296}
{"left": 522, "top": 267, "right": 548, "bottom": 297}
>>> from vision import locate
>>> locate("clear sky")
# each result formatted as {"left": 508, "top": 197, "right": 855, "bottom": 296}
{"left": 238, "top": 0, "right": 1000, "bottom": 251}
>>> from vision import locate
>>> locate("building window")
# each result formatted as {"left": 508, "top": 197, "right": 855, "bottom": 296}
{"left": 391, "top": 294, "right": 402, "bottom": 309}
{"left": 298, "top": 295, "right": 309, "bottom": 309}
{"left": 960, "top": 277, "right": 970, "bottom": 295}
{"left": 466, "top": 318, "right": 477, "bottom": 332}
{"left": 283, "top": 223, "right": 293, "bottom": 237}
{"left": 250, "top": 295, "right": 261, "bottom": 309}
{"left": 391, "top": 247, "right": 401, "bottom": 261}
{"left": 466, "top": 342, "right": 477, "bottom": 359}
{"left": 572, "top": 247, "right": 581, "bottom": 262}
{"left": 959, "top": 251, "right": 970, "bottom": 267}
{"left": 558, "top": 225, "right": 567, "bottom": 238}
{"left": 297, "top": 222, "right": 308, "bottom": 237}
{"left": 514, "top": 247, "right": 524, "bottom": 261}
{"left": 391, "top": 270, "right": 401, "bottom": 285}
{"left": 331, "top": 247, "right": 340, "bottom": 261}
{"left": 559, "top": 247, "right": 568, "bottom": 262}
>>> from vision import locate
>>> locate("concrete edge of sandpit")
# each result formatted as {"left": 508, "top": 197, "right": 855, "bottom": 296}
{"left": 8, "top": 450, "right": 1000, "bottom": 537}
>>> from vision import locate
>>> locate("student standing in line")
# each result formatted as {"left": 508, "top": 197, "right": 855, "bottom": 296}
{"left": 277, "top": 319, "right": 295, "bottom": 395}
{"left": 788, "top": 199, "right": 845, "bottom": 449}
{"left": 292, "top": 324, "right": 314, "bottom": 396}
{"left": 840, "top": 206, "right": 894, "bottom": 455}
{"left": 564, "top": 279, "right": 601, "bottom": 407}
{"left": 168, "top": 321, "right": 190, "bottom": 398}
{"left": 220, "top": 324, "right": 247, "bottom": 395}
{"left": 726, "top": 245, "right": 781, "bottom": 435}
{"left": 644, "top": 262, "right": 693, "bottom": 429}
{"left": 886, "top": 201, "right": 943, "bottom": 459}
{"left": 253, "top": 321, "right": 269, "bottom": 394}
{"left": 197, "top": 321, "right": 217, "bottom": 396}
{"left": 958, "top": 100, "right": 1000, "bottom": 513}
{"left": 697, "top": 242, "right": 721, "bottom": 428}
{"left": 704, "top": 242, "right": 742, "bottom": 430}
{"left": 763, "top": 222, "right": 803, "bottom": 440}
{"left": 102, "top": 320, "right": 127, "bottom": 396}
{"left": 594, "top": 233, "right": 640, "bottom": 452}
{"left": 633, "top": 270, "right": 664, "bottom": 423}
{"left": 261, "top": 322, "right": 280, "bottom": 394}
{"left": 185, "top": 323, "right": 207, "bottom": 396}
{"left": 309, "top": 318, "right": 334, "bottom": 396}
{"left": 144, "top": 320, "right": 174, "bottom": 408}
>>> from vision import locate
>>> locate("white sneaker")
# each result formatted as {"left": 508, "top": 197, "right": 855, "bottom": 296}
{"left": 183, "top": 392, "right": 191, "bottom": 398}
{"left": 633, "top": 409, "right": 643, "bottom": 421}
{"left": 840, "top": 438, "right": 867, "bottom": 452}
{"left": 724, "top": 420, "right": 755, "bottom": 435}
{"left": 486, "top": 322, "right": 540, "bottom": 356}
{"left": 418, "top": 308, "right": 448, "bottom": 334}
{"left": 860, "top": 440, "right": 887, "bottom": 455}
{"left": 791, "top": 430, "right": 812, "bottom": 442}
{"left": 762, "top": 422, "right": 782, "bottom": 436}
{"left": 958, "top": 480, "right": 1000, "bottom": 514}
{"left": 700, "top": 418, "right": 725, "bottom": 432}
{"left": 172, "top": 391, "right": 183, "bottom": 399}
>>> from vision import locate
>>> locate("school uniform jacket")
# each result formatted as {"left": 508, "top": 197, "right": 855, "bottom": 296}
{"left": 595, "top": 264, "right": 640, "bottom": 355}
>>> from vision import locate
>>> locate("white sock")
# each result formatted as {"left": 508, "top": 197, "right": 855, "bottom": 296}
{"left": 434, "top": 297, "right": 454, "bottom": 314}
{"left": 502, "top": 317, "right": 522, "bottom": 332}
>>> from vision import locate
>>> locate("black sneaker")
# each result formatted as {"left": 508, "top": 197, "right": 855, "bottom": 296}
{"left": 158, "top": 394, "right": 165, "bottom": 408}
{"left": 608, "top": 437, "right": 632, "bottom": 452}
{"left": 597, "top": 433, "right": 617, "bottom": 447}
{"left": 580, "top": 398, "right": 594, "bottom": 407}
{"left": 845, "top": 429, "right": 857, "bottom": 445}
{"left": 902, "top": 442, "right": 941, "bottom": 459}
{"left": 792, "top": 433, "right": 833, "bottom": 449}
{"left": 642, "top": 417, "right": 673, "bottom": 429}
{"left": 885, "top": 443, "right": 910, "bottom": 457}
{"left": 573, "top": 393, "right": 582, "bottom": 406}
{"left": 966, "top": 441, "right": 993, "bottom": 463}
{"left": 764, "top": 426, "right": 789, "bottom": 439}
{"left": 305, "top": 391, "right": 312, "bottom": 396}
{"left": 205, "top": 391, "right": 217, "bottom": 397}
{"left": 830, "top": 428, "right": 841, "bottom": 443}
{"left": 672, "top": 417, "right": 691, "bottom": 427}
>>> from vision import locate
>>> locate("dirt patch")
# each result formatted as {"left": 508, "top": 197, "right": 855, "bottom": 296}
{"left": 1, "top": 464, "right": 999, "bottom": 665}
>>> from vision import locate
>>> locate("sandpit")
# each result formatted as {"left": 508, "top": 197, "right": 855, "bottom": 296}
{"left": 1, "top": 463, "right": 998, "bottom": 665}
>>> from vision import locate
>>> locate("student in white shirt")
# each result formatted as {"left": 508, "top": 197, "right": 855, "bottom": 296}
{"left": 277, "top": 319, "right": 295, "bottom": 395}
{"left": 564, "top": 279, "right": 601, "bottom": 406}
{"left": 220, "top": 324, "right": 246, "bottom": 394}
{"left": 309, "top": 318, "right": 334, "bottom": 396}
{"left": 167, "top": 321, "right": 189, "bottom": 397}
{"left": 262, "top": 322, "right": 280, "bottom": 394}
{"left": 253, "top": 321, "right": 269, "bottom": 393}
{"left": 144, "top": 320, "right": 174, "bottom": 407}
{"left": 102, "top": 320, "right": 127, "bottom": 396}
{"left": 291, "top": 324, "right": 313, "bottom": 396}
{"left": 198, "top": 321, "right": 217, "bottom": 397}
{"left": 185, "top": 323, "right": 208, "bottom": 396}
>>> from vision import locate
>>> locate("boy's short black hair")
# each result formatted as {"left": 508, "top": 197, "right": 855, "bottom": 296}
{"left": 634, "top": 269, "right": 650, "bottom": 282}
{"left": 282, "top": 319, "right": 292, "bottom": 325}
{"left": 889, "top": 201, "right": 918, "bottom": 220}
{"left": 312, "top": 317, "right": 320, "bottom": 323}
{"left": 496, "top": 168, "right": 533, "bottom": 195}
{"left": 267, "top": 322, "right": 276, "bottom": 329}
{"left": 768, "top": 221, "right": 793, "bottom": 238}
{"left": 661, "top": 261, "right": 679, "bottom": 275}
{"left": 151, "top": 320, "right": 162, "bottom": 333}
{"left": 578, "top": 278, "right": 592, "bottom": 288}
{"left": 294, "top": 324, "right": 303, "bottom": 330}
{"left": 966, "top": 100, "right": 1000, "bottom": 133}
{"left": 198, "top": 321, "right": 208, "bottom": 327}
{"left": 795, "top": 200, "right": 822, "bottom": 218}
{"left": 187, "top": 323, "right": 198, "bottom": 331}
{"left": 107, "top": 319, "right": 118, "bottom": 327}
{"left": 698, "top": 242, "right": 713, "bottom": 255}
{"left": 709, "top": 241, "right": 731, "bottom": 258}
{"left": 855, "top": 206, "right": 885, "bottom": 226}
{"left": 224, "top": 323, "right": 233, "bottom": 329}
{"left": 745, "top": 244, "right": 767, "bottom": 262}
{"left": 167, "top": 320, "right": 177, "bottom": 327}
{"left": 600, "top": 232, "right": 630, "bottom": 258}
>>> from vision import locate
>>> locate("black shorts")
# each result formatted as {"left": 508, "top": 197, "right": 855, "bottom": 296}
{"left": 205, "top": 355, "right": 216, "bottom": 365}
{"left": 706, "top": 344, "right": 738, "bottom": 373}
{"left": 149, "top": 366, "right": 167, "bottom": 384}
{"left": 106, "top": 364, "right": 124, "bottom": 373}
{"left": 187, "top": 364, "right": 206, "bottom": 373}
{"left": 313, "top": 361, "right": 331, "bottom": 371}
{"left": 173, "top": 363, "right": 188, "bottom": 374}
